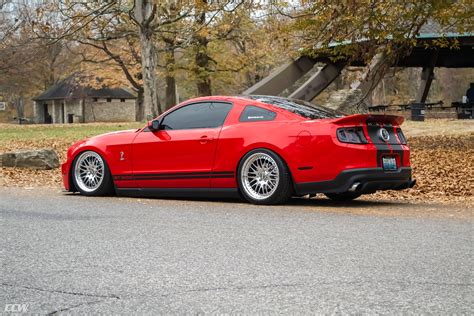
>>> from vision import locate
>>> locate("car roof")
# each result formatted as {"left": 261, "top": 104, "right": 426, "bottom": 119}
{"left": 182, "top": 95, "right": 292, "bottom": 103}
{"left": 181, "top": 95, "right": 298, "bottom": 115}
{"left": 176, "top": 95, "right": 343, "bottom": 120}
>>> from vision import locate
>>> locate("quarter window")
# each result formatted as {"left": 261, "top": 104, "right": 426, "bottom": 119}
{"left": 161, "top": 102, "right": 232, "bottom": 130}
{"left": 240, "top": 105, "right": 276, "bottom": 122}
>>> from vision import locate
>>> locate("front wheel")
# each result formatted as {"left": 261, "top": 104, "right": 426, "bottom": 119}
{"left": 237, "top": 149, "right": 292, "bottom": 205}
{"left": 325, "top": 192, "right": 362, "bottom": 202}
{"left": 72, "top": 151, "right": 114, "bottom": 196}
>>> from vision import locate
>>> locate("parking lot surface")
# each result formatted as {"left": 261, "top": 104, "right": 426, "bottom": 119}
{"left": 0, "top": 187, "right": 472, "bottom": 314}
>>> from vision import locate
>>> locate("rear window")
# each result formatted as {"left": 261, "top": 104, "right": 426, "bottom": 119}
{"left": 242, "top": 95, "right": 344, "bottom": 119}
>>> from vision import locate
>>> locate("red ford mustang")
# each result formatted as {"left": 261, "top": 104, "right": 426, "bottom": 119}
{"left": 62, "top": 95, "right": 415, "bottom": 204}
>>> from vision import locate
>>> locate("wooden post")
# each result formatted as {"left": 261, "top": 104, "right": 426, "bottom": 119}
{"left": 415, "top": 51, "right": 438, "bottom": 103}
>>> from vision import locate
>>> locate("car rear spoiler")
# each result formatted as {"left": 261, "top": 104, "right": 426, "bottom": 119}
{"left": 332, "top": 114, "right": 404, "bottom": 126}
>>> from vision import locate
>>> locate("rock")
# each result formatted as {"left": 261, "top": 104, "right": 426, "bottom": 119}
{"left": 0, "top": 149, "right": 60, "bottom": 170}
{"left": 323, "top": 89, "right": 368, "bottom": 114}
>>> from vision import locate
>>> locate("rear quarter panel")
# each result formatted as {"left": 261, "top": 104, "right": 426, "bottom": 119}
{"left": 212, "top": 112, "right": 401, "bottom": 187}
{"left": 293, "top": 120, "right": 379, "bottom": 183}
{"left": 211, "top": 101, "right": 311, "bottom": 188}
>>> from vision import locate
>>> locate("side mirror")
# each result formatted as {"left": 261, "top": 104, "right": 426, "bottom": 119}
{"left": 148, "top": 119, "right": 161, "bottom": 131}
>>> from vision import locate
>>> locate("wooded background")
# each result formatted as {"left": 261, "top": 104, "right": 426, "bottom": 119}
{"left": 0, "top": 0, "right": 473, "bottom": 121}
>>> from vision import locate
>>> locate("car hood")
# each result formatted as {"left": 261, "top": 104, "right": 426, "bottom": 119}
{"left": 68, "top": 129, "right": 139, "bottom": 157}
{"left": 89, "top": 129, "right": 140, "bottom": 140}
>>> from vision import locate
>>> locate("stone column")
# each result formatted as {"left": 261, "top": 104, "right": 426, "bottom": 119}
{"left": 52, "top": 100, "right": 57, "bottom": 123}
{"left": 54, "top": 100, "right": 63, "bottom": 123}
{"left": 242, "top": 56, "right": 316, "bottom": 96}
{"left": 288, "top": 61, "right": 346, "bottom": 101}
{"left": 350, "top": 51, "right": 389, "bottom": 107}
{"left": 81, "top": 98, "right": 85, "bottom": 123}
{"left": 64, "top": 99, "right": 67, "bottom": 123}
{"left": 33, "top": 101, "right": 44, "bottom": 123}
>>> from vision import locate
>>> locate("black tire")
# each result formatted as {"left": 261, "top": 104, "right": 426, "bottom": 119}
{"left": 71, "top": 151, "right": 115, "bottom": 196}
{"left": 237, "top": 148, "right": 292, "bottom": 205}
{"left": 325, "top": 192, "right": 362, "bottom": 202}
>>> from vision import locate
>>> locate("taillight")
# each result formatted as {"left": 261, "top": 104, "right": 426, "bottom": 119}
{"left": 337, "top": 127, "right": 368, "bottom": 144}
{"left": 396, "top": 128, "right": 407, "bottom": 144}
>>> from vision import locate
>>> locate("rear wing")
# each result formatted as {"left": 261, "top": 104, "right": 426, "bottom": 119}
{"left": 332, "top": 114, "right": 404, "bottom": 126}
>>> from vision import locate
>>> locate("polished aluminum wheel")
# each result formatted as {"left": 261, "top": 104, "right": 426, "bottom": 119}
{"left": 241, "top": 152, "right": 280, "bottom": 200}
{"left": 74, "top": 151, "right": 105, "bottom": 193}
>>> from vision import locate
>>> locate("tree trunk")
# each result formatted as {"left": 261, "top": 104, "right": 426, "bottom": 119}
{"left": 194, "top": 9, "right": 212, "bottom": 96}
{"left": 164, "top": 43, "right": 177, "bottom": 110}
{"left": 15, "top": 96, "right": 24, "bottom": 121}
{"left": 139, "top": 29, "right": 160, "bottom": 118}
{"left": 195, "top": 42, "right": 212, "bottom": 96}
{"left": 134, "top": 0, "right": 162, "bottom": 119}
{"left": 165, "top": 74, "right": 176, "bottom": 110}
{"left": 136, "top": 88, "right": 145, "bottom": 121}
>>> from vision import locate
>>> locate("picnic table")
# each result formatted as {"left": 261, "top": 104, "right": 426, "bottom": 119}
{"left": 368, "top": 104, "right": 389, "bottom": 112}
{"left": 369, "top": 101, "right": 444, "bottom": 112}
{"left": 452, "top": 102, "right": 474, "bottom": 119}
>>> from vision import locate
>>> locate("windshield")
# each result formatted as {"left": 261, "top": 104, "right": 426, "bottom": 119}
{"left": 242, "top": 95, "right": 345, "bottom": 119}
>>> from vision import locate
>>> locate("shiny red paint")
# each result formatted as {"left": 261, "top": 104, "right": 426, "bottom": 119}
{"left": 132, "top": 127, "right": 221, "bottom": 188}
{"left": 62, "top": 96, "right": 411, "bottom": 193}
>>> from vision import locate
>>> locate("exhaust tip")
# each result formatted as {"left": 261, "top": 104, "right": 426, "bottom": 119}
{"left": 349, "top": 182, "right": 361, "bottom": 192}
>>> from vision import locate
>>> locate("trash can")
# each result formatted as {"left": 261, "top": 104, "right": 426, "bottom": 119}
{"left": 411, "top": 103, "right": 425, "bottom": 121}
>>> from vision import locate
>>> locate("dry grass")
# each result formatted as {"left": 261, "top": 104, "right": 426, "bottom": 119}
{"left": 402, "top": 119, "right": 474, "bottom": 137}
{"left": 0, "top": 122, "right": 143, "bottom": 142}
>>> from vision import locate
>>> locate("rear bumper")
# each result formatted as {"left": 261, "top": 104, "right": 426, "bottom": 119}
{"left": 295, "top": 167, "right": 414, "bottom": 195}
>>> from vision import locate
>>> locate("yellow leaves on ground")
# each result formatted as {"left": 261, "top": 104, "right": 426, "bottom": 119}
{"left": 370, "top": 133, "right": 474, "bottom": 203}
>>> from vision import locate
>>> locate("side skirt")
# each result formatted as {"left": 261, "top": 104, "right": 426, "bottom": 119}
{"left": 116, "top": 188, "right": 240, "bottom": 199}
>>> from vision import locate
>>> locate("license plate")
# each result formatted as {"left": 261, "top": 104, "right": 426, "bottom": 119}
{"left": 382, "top": 157, "right": 397, "bottom": 171}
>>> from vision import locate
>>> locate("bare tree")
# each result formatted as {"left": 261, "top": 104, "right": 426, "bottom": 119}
{"left": 132, "top": 0, "right": 160, "bottom": 118}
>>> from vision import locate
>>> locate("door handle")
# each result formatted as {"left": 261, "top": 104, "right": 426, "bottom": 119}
{"left": 199, "top": 135, "right": 214, "bottom": 144}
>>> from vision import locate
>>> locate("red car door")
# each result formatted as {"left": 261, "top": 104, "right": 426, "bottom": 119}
{"left": 131, "top": 102, "right": 233, "bottom": 188}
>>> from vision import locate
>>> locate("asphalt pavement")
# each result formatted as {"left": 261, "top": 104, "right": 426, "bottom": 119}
{"left": 0, "top": 187, "right": 472, "bottom": 314}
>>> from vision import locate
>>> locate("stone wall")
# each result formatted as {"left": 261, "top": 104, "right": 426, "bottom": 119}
{"left": 64, "top": 100, "right": 84, "bottom": 123}
{"left": 84, "top": 98, "right": 136, "bottom": 122}
{"left": 33, "top": 98, "right": 136, "bottom": 123}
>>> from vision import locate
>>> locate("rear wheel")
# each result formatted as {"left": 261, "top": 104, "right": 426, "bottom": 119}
{"left": 72, "top": 151, "right": 114, "bottom": 196}
{"left": 237, "top": 149, "right": 292, "bottom": 205}
{"left": 325, "top": 192, "right": 362, "bottom": 202}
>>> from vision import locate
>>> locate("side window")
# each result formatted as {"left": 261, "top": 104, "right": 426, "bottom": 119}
{"left": 161, "top": 102, "right": 232, "bottom": 130}
{"left": 239, "top": 105, "right": 276, "bottom": 122}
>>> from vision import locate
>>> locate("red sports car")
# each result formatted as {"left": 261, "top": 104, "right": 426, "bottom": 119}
{"left": 62, "top": 95, "right": 415, "bottom": 204}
